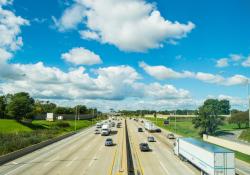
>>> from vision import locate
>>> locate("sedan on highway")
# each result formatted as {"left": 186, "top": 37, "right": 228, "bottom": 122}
{"left": 147, "top": 136, "right": 155, "bottom": 142}
{"left": 138, "top": 128, "right": 143, "bottom": 132}
{"left": 94, "top": 129, "right": 100, "bottom": 134}
{"left": 155, "top": 128, "right": 161, "bottom": 133}
{"left": 105, "top": 138, "right": 113, "bottom": 146}
{"left": 167, "top": 133, "right": 175, "bottom": 139}
{"left": 139, "top": 143, "right": 150, "bottom": 152}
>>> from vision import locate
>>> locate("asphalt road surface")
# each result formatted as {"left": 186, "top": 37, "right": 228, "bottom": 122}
{"left": 1, "top": 118, "right": 250, "bottom": 175}
{"left": 0, "top": 120, "right": 125, "bottom": 175}
{"left": 127, "top": 119, "right": 200, "bottom": 175}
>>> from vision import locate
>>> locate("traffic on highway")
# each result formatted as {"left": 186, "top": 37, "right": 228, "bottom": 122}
{"left": 1, "top": 116, "right": 249, "bottom": 175}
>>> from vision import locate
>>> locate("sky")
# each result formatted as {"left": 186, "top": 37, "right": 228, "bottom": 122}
{"left": 0, "top": 0, "right": 250, "bottom": 111}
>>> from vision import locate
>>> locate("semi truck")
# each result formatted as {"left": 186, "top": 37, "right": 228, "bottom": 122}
{"left": 174, "top": 138, "right": 235, "bottom": 175}
{"left": 101, "top": 124, "right": 111, "bottom": 136}
{"left": 144, "top": 121, "right": 156, "bottom": 132}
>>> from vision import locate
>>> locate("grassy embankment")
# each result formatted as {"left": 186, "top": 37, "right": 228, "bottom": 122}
{"left": 147, "top": 117, "right": 250, "bottom": 164}
{"left": 0, "top": 119, "right": 100, "bottom": 156}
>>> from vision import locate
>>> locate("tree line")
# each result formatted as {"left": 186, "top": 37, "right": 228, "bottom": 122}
{"left": 0, "top": 92, "right": 99, "bottom": 121}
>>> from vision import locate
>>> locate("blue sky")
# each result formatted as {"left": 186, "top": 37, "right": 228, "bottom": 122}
{"left": 0, "top": 0, "right": 250, "bottom": 111}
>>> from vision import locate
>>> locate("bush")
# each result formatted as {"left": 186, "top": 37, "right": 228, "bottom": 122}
{"left": 55, "top": 121, "right": 70, "bottom": 128}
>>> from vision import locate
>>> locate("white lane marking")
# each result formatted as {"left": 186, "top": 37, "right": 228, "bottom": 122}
{"left": 160, "top": 161, "right": 170, "bottom": 175}
{"left": 236, "top": 168, "right": 250, "bottom": 175}
{"left": 66, "top": 156, "right": 78, "bottom": 167}
{"left": 88, "top": 158, "right": 96, "bottom": 167}
{"left": 3, "top": 127, "right": 94, "bottom": 175}
{"left": 43, "top": 156, "right": 58, "bottom": 167}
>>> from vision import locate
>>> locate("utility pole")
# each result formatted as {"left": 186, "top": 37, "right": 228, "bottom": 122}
{"left": 174, "top": 110, "right": 177, "bottom": 133}
{"left": 75, "top": 106, "right": 77, "bottom": 131}
{"left": 248, "top": 79, "right": 250, "bottom": 128}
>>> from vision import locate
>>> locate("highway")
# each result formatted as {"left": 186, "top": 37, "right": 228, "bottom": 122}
{"left": 127, "top": 119, "right": 200, "bottom": 175}
{"left": 0, "top": 120, "right": 125, "bottom": 175}
{"left": 0, "top": 118, "right": 250, "bottom": 175}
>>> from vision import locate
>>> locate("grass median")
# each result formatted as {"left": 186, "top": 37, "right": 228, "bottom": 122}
{"left": 0, "top": 119, "right": 100, "bottom": 156}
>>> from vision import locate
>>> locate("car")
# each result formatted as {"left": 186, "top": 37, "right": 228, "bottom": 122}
{"left": 95, "top": 129, "right": 100, "bottom": 134}
{"left": 138, "top": 128, "right": 143, "bottom": 132}
{"left": 167, "top": 133, "right": 175, "bottom": 139}
{"left": 141, "top": 120, "right": 144, "bottom": 123}
{"left": 139, "top": 143, "right": 150, "bottom": 151}
{"left": 147, "top": 136, "right": 155, "bottom": 142}
{"left": 111, "top": 122, "right": 115, "bottom": 127}
{"left": 116, "top": 123, "right": 121, "bottom": 128}
{"left": 155, "top": 128, "right": 161, "bottom": 133}
{"left": 105, "top": 138, "right": 113, "bottom": 146}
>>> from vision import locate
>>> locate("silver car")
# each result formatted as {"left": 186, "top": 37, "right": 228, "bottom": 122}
{"left": 105, "top": 138, "right": 113, "bottom": 146}
{"left": 147, "top": 136, "right": 155, "bottom": 142}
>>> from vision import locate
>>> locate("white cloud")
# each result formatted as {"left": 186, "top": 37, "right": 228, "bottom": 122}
{"left": 52, "top": 3, "right": 85, "bottom": 31}
{"left": 0, "top": 59, "right": 189, "bottom": 103}
{"left": 140, "top": 62, "right": 249, "bottom": 86}
{"left": 230, "top": 54, "right": 243, "bottom": 62}
{"left": 216, "top": 58, "right": 229, "bottom": 67}
{"left": 55, "top": 0, "right": 195, "bottom": 52}
{"left": 61, "top": 47, "right": 102, "bottom": 65}
{"left": 0, "top": 0, "right": 12, "bottom": 6}
{"left": 0, "top": 48, "right": 12, "bottom": 63}
{"left": 0, "top": 3, "right": 29, "bottom": 52}
{"left": 242, "top": 56, "right": 250, "bottom": 67}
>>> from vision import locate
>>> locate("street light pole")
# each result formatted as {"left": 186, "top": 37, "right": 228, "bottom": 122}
{"left": 75, "top": 106, "right": 77, "bottom": 131}
{"left": 247, "top": 79, "right": 250, "bottom": 128}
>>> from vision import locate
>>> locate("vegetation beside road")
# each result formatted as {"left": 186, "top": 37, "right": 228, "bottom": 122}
{"left": 0, "top": 119, "right": 101, "bottom": 156}
{"left": 239, "top": 129, "right": 250, "bottom": 142}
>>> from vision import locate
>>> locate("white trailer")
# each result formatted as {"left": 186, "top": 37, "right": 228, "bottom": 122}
{"left": 174, "top": 138, "right": 235, "bottom": 175}
{"left": 144, "top": 122, "right": 156, "bottom": 132}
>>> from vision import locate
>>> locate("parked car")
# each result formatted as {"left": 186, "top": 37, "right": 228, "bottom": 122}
{"left": 95, "top": 129, "right": 100, "bottom": 134}
{"left": 147, "top": 136, "right": 155, "bottom": 142}
{"left": 138, "top": 128, "right": 143, "bottom": 132}
{"left": 155, "top": 128, "right": 161, "bottom": 133}
{"left": 167, "top": 133, "right": 175, "bottom": 139}
{"left": 105, "top": 138, "right": 113, "bottom": 146}
{"left": 139, "top": 143, "right": 150, "bottom": 151}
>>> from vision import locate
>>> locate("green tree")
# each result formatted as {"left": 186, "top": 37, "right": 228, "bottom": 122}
{"left": 229, "top": 111, "right": 249, "bottom": 129}
{"left": 193, "top": 99, "right": 224, "bottom": 136}
{"left": 219, "top": 99, "right": 230, "bottom": 115}
{"left": 0, "top": 95, "right": 7, "bottom": 118}
{"left": 6, "top": 92, "right": 35, "bottom": 121}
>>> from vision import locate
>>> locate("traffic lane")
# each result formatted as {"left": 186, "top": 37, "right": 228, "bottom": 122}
{"left": 127, "top": 120, "right": 166, "bottom": 175}
{"left": 131, "top": 120, "right": 199, "bottom": 175}
{"left": 0, "top": 126, "right": 95, "bottom": 175}
{"left": 3, "top": 126, "right": 99, "bottom": 175}
{"left": 236, "top": 159, "right": 250, "bottom": 175}
{"left": 44, "top": 127, "right": 118, "bottom": 175}
{"left": 89, "top": 120, "right": 125, "bottom": 175}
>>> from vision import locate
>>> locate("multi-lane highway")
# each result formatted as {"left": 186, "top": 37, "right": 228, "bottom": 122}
{"left": 127, "top": 119, "right": 200, "bottom": 175}
{"left": 0, "top": 118, "right": 250, "bottom": 175}
{"left": 0, "top": 120, "right": 125, "bottom": 175}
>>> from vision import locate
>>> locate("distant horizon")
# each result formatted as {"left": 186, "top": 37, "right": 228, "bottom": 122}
{"left": 0, "top": 0, "right": 249, "bottom": 111}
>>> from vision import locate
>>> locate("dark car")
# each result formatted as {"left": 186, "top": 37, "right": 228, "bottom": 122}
{"left": 167, "top": 133, "right": 175, "bottom": 139}
{"left": 139, "top": 143, "right": 150, "bottom": 152}
{"left": 138, "top": 128, "right": 143, "bottom": 132}
{"left": 155, "top": 128, "right": 161, "bottom": 133}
